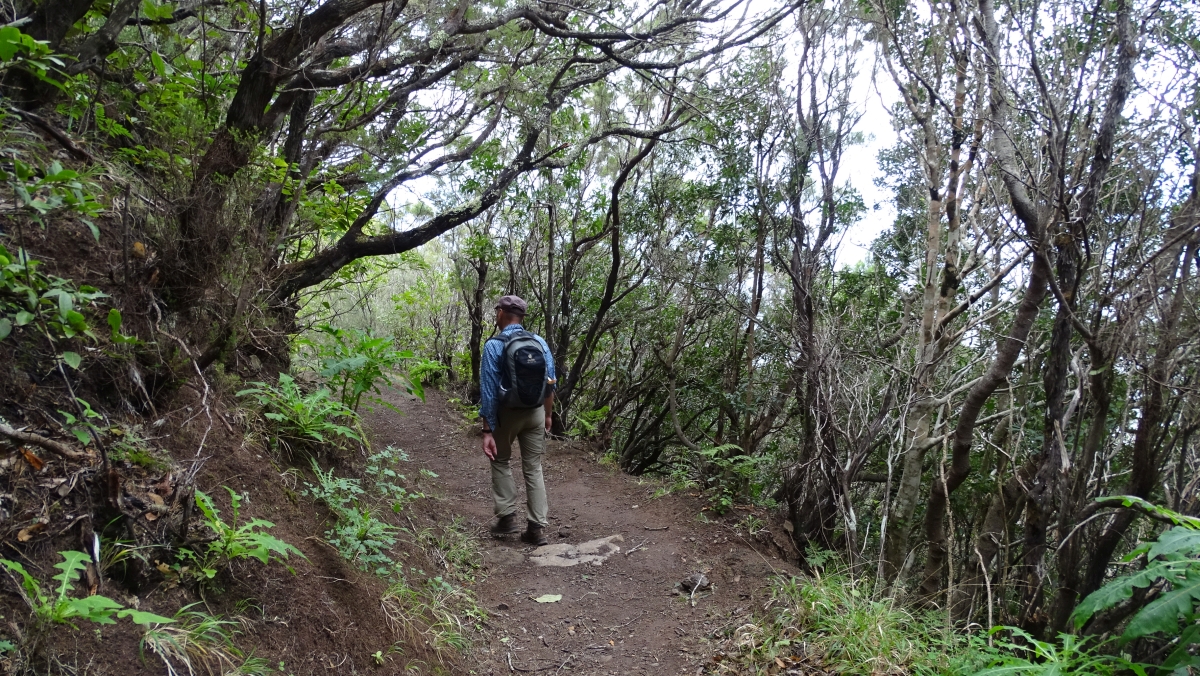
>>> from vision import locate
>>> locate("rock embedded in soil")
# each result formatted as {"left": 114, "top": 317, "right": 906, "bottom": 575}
{"left": 528, "top": 534, "right": 623, "bottom": 567}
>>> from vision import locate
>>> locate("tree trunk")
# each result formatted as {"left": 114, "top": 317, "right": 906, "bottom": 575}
{"left": 1018, "top": 238, "right": 1078, "bottom": 631}
{"left": 917, "top": 0, "right": 1056, "bottom": 598}
{"left": 1047, "top": 342, "right": 1114, "bottom": 632}
{"left": 468, "top": 257, "right": 489, "bottom": 404}
{"left": 25, "top": 0, "right": 95, "bottom": 49}
{"left": 554, "top": 139, "right": 657, "bottom": 417}
{"left": 68, "top": 0, "right": 142, "bottom": 74}
{"left": 173, "top": 0, "right": 391, "bottom": 296}
{"left": 918, "top": 252, "right": 1050, "bottom": 599}
{"left": 1080, "top": 231, "right": 1199, "bottom": 604}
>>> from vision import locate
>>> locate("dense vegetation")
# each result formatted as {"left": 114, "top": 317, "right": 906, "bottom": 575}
{"left": 0, "top": 0, "right": 1197, "bottom": 671}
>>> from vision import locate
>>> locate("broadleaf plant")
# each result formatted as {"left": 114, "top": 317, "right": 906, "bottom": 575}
{"left": 176, "top": 488, "right": 305, "bottom": 581}
{"left": 237, "top": 373, "right": 361, "bottom": 452}
{"left": 1071, "top": 498, "right": 1200, "bottom": 670}
{"left": 0, "top": 551, "right": 173, "bottom": 628}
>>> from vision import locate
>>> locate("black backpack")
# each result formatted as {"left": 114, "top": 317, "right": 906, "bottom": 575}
{"left": 489, "top": 330, "right": 551, "bottom": 408}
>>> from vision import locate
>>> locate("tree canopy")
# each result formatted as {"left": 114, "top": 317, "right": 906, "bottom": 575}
{"left": 1, "top": 0, "right": 1199, "bottom": 664}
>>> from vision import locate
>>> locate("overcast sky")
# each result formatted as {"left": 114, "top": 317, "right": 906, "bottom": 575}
{"left": 833, "top": 45, "right": 900, "bottom": 268}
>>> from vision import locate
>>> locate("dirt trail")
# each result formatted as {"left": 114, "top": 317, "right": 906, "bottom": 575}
{"left": 364, "top": 389, "right": 801, "bottom": 675}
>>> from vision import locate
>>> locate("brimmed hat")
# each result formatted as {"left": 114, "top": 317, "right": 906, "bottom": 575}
{"left": 494, "top": 295, "right": 528, "bottom": 316}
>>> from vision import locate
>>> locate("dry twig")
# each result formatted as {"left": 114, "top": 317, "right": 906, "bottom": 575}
{"left": 0, "top": 422, "right": 86, "bottom": 460}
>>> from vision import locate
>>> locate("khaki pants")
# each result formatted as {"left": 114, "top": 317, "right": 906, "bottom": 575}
{"left": 491, "top": 406, "right": 548, "bottom": 526}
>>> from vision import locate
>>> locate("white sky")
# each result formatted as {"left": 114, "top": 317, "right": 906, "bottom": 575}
{"left": 836, "top": 50, "right": 900, "bottom": 268}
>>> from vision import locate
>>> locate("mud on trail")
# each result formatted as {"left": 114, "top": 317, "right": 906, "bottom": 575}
{"left": 364, "top": 388, "right": 801, "bottom": 675}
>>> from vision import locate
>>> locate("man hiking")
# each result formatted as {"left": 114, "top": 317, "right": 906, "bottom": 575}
{"left": 479, "top": 295, "right": 556, "bottom": 546}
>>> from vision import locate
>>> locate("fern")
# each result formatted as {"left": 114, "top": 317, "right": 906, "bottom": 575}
{"left": 303, "top": 459, "right": 399, "bottom": 574}
{"left": 1072, "top": 500, "right": 1200, "bottom": 656}
{"left": 237, "top": 374, "right": 361, "bottom": 449}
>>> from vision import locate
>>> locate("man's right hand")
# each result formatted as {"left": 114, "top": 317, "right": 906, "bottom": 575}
{"left": 482, "top": 433, "right": 497, "bottom": 461}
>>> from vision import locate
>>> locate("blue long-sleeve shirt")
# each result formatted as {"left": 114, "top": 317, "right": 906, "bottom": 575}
{"left": 479, "top": 324, "right": 556, "bottom": 432}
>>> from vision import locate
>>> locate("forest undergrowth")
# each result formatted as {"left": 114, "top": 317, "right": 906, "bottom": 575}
{"left": 1, "top": 0, "right": 1198, "bottom": 672}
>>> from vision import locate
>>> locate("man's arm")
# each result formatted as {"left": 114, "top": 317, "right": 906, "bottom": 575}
{"left": 540, "top": 335, "right": 555, "bottom": 432}
{"left": 479, "top": 340, "right": 500, "bottom": 459}
{"left": 479, "top": 339, "right": 501, "bottom": 432}
{"left": 540, "top": 336, "right": 556, "bottom": 383}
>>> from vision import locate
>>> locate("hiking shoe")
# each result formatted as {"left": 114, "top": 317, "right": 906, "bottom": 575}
{"left": 491, "top": 513, "right": 521, "bottom": 535}
{"left": 520, "top": 521, "right": 549, "bottom": 546}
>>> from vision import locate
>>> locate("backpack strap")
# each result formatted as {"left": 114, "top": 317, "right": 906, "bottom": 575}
{"left": 487, "top": 330, "right": 531, "bottom": 347}
{"left": 487, "top": 330, "right": 527, "bottom": 390}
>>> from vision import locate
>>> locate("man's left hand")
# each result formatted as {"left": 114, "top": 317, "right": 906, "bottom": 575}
{"left": 545, "top": 414, "right": 552, "bottom": 433}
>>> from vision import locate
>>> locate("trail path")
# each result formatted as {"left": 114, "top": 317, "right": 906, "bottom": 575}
{"left": 364, "top": 389, "right": 800, "bottom": 675}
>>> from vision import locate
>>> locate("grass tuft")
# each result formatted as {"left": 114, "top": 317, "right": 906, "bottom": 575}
{"left": 710, "top": 557, "right": 991, "bottom": 675}
{"left": 142, "top": 603, "right": 261, "bottom": 676}
{"left": 380, "top": 572, "right": 483, "bottom": 673}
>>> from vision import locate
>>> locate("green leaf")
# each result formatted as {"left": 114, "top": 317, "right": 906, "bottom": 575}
{"left": 0, "top": 318, "right": 11, "bottom": 340}
{"left": 64, "top": 595, "right": 123, "bottom": 624}
{"left": 1148, "top": 527, "right": 1200, "bottom": 560}
{"left": 107, "top": 308, "right": 122, "bottom": 336}
{"left": 150, "top": 51, "right": 167, "bottom": 78}
{"left": 1161, "top": 624, "right": 1200, "bottom": 671}
{"left": 14, "top": 310, "right": 33, "bottom": 326}
{"left": 61, "top": 351, "right": 81, "bottom": 369}
{"left": 117, "top": 608, "right": 175, "bottom": 625}
{"left": 140, "top": 0, "right": 175, "bottom": 20}
{"left": 1122, "top": 569, "right": 1200, "bottom": 641}
{"left": 51, "top": 551, "right": 90, "bottom": 603}
{"left": 0, "top": 558, "right": 45, "bottom": 606}
{"left": 66, "top": 310, "right": 87, "bottom": 330}
{"left": 533, "top": 594, "right": 562, "bottom": 603}
{"left": 0, "top": 26, "right": 22, "bottom": 61}
{"left": 53, "top": 289, "right": 73, "bottom": 317}
{"left": 320, "top": 356, "right": 369, "bottom": 377}
{"left": 193, "top": 490, "right": 220, "bottom": 524}
{"left": 1072, "top": 560, "right": 1177, "bottom": 629}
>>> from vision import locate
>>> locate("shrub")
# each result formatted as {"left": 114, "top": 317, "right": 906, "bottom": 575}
{"left": 304, "top": 460, "right": 400, "bottom": 575}
{"left": 712, "top": 556, "right": 988, "bottom": 675}
{"left": 368, "top": 445, "right": 426, "bottom": 513}
{"left": 237, "top": 373, "right": 361, "bottom": 452}
{"left": 381, "top": 572, "right": 483, "bottom": 668}
{"left": 142, "top": 604, "right": 267, "bottom": 676}
{"left": 299, "top": 324, "right": 422, "bottom": 411}
{"left": 1070, "top": 496, "right": 1200, "bottom": 672}
{"left": 699, "top": 444, "right": 760, "bottom": 514}
{"left": 176, "top": 488, "right": 304, "bottom": 582}
{"left": 568, "top": 405, "right": 609, "bottom": 438}
{"left": 108, "top": 424, "right": 170, "bottom": 470}
{"left": 408, "top": 357, "right": 449, "bottom": 386}
{"left": 405, "top": 516, "right": 482, "bottom": 585}
{"left": 0, "top": 244, "right": 106, "bottom": 343}
{"left": 972, "top": 627, "right": 1145, "bottom": 675}
{"left": 303, "top": 446, "right": 425, "bottom": 575}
